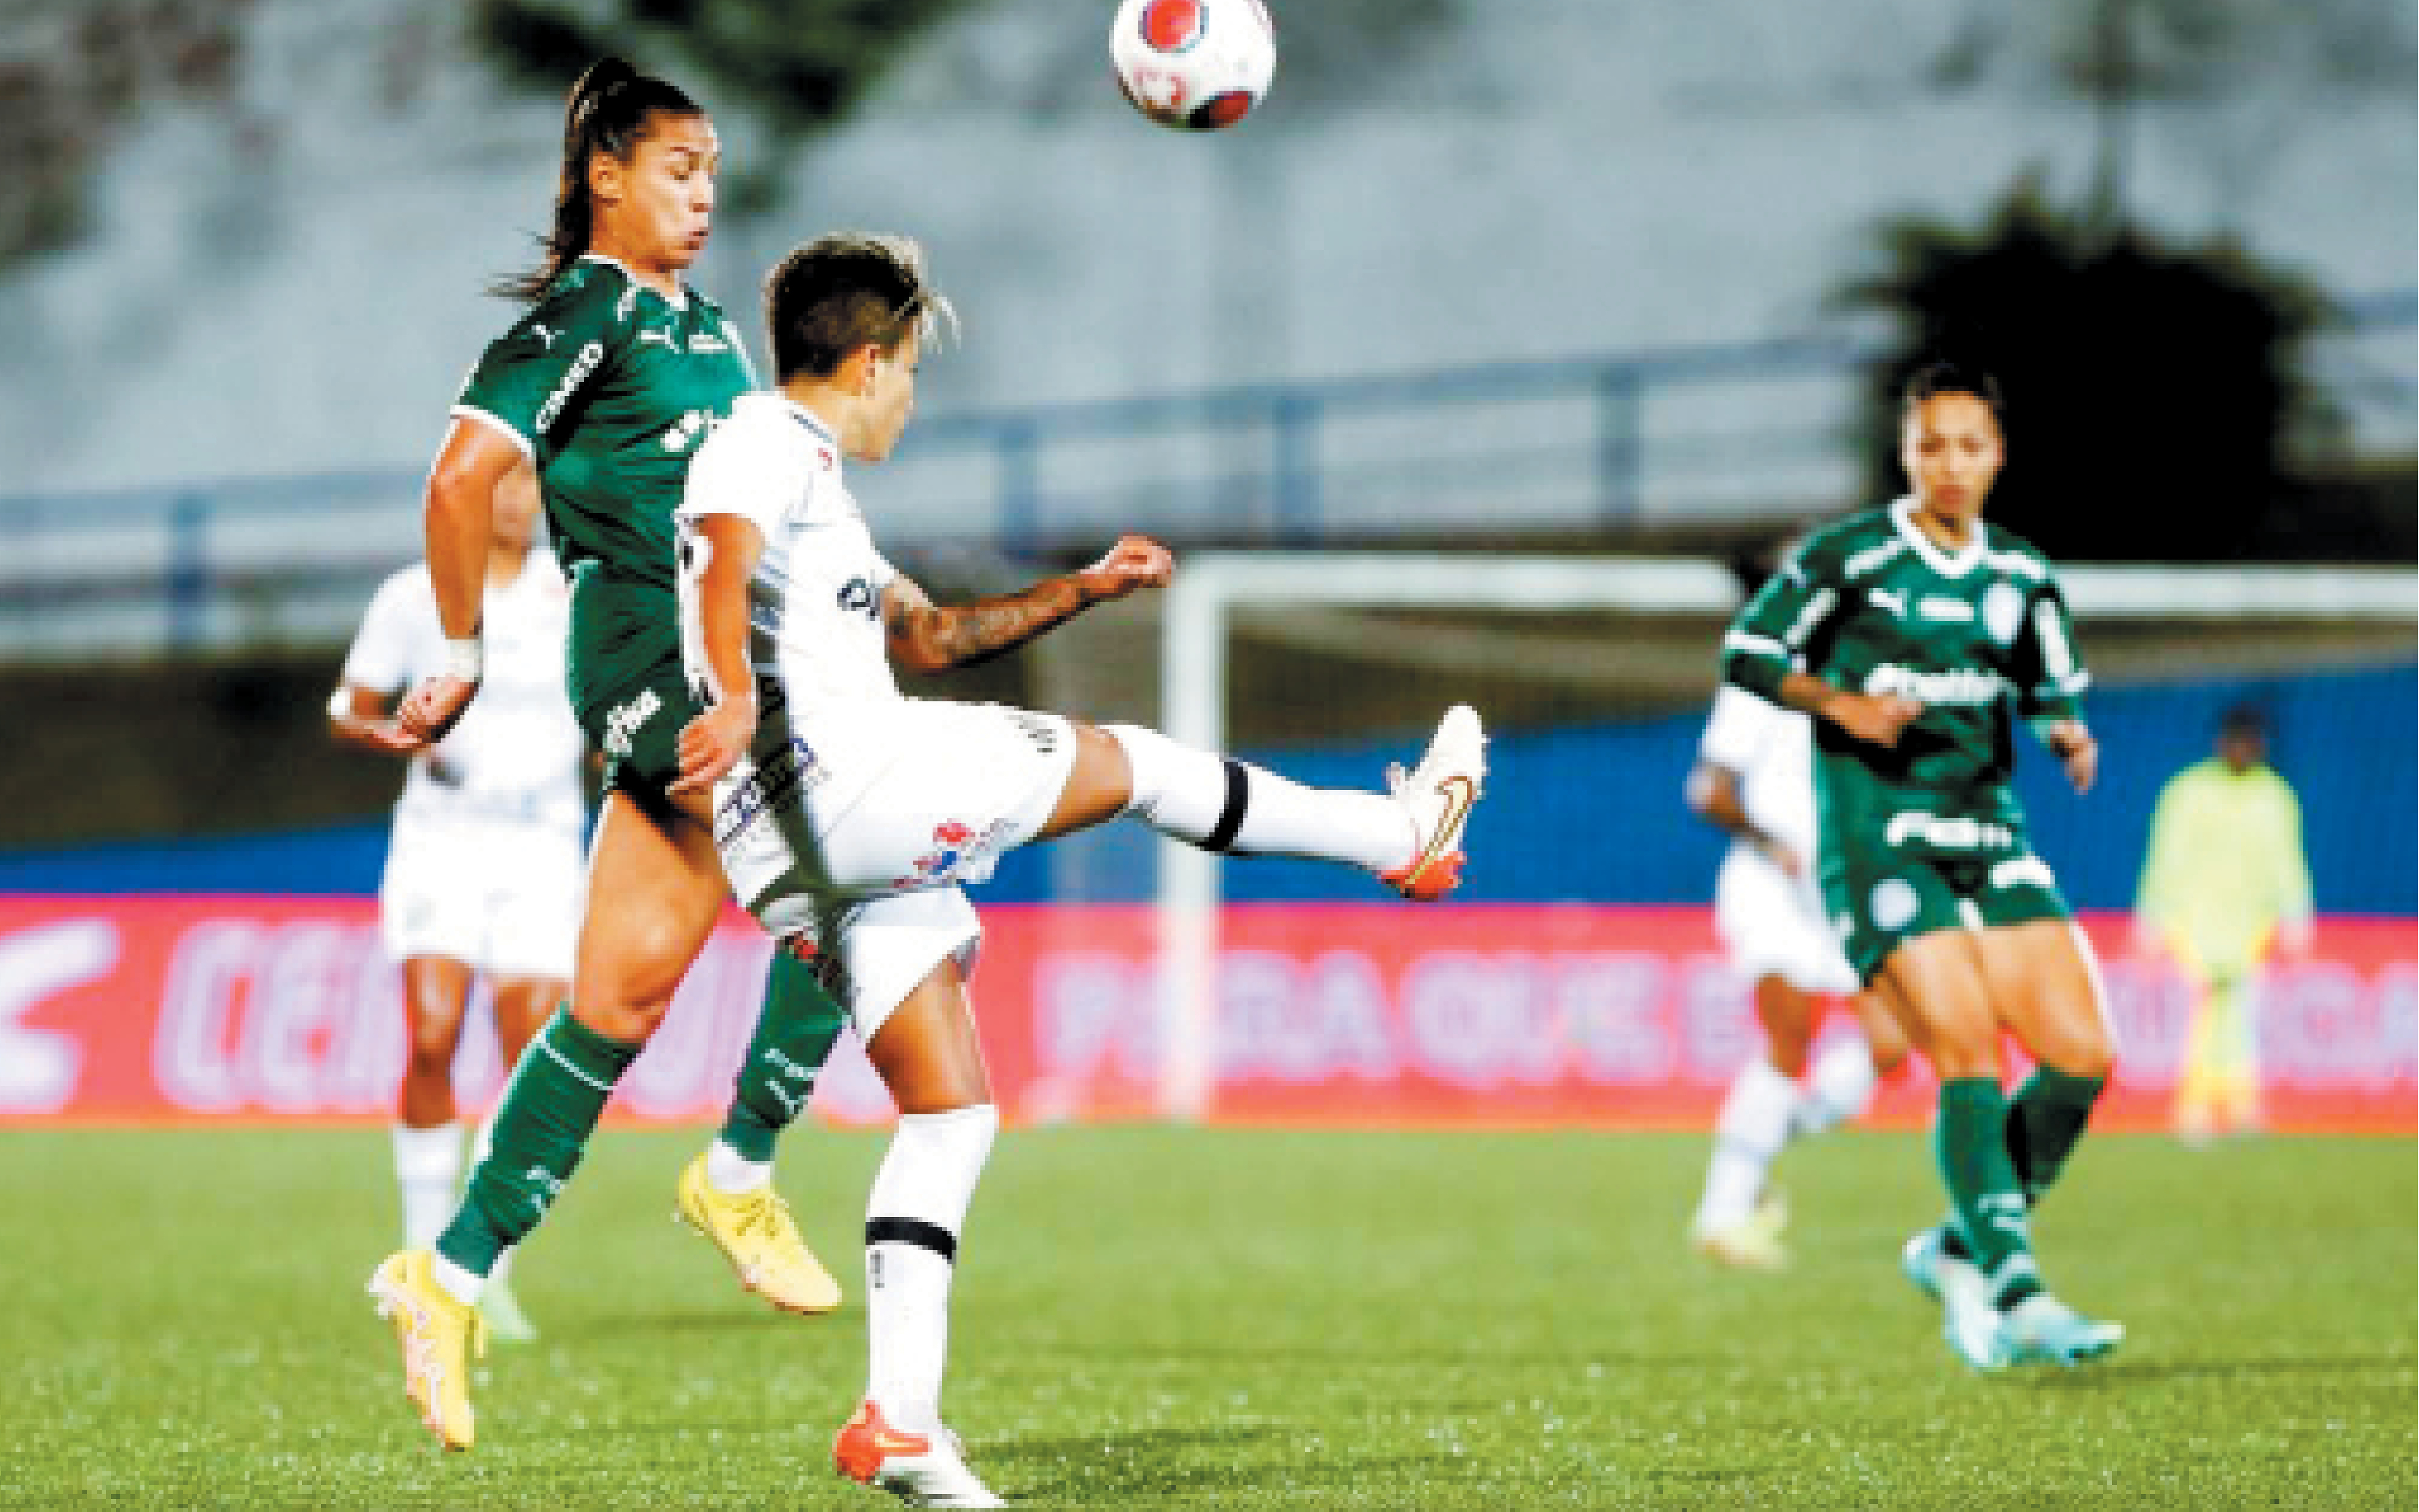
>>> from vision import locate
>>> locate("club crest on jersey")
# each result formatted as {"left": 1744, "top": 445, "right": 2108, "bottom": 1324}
{"left": 901, "top": 818, "right": 1007, "bottom": 888}
{"left": 1983, "top": 580, "right": 2026, "bottom": 645}
{"left": 837, "top": 576, "right": 879, "bottom": 621}
{"left": 660, "top": 408, "right": 712, "bottom": 453}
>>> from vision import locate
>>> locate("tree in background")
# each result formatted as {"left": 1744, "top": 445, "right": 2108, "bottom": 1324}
{"left": 1833, "top": 181, "right": 2386, "bottom": 564}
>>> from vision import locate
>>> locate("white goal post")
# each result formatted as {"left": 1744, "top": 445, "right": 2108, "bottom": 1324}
{"left": 1152, "top": 552, "right": 2419, "bottom": 1119}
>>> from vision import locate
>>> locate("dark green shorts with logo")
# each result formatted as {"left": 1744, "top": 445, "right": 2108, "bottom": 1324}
{"left": 1816, "top": 767, "right": 2072, "bottom": 983}
{"left": 566, "top": 572, "right": 700, "bottom": 804}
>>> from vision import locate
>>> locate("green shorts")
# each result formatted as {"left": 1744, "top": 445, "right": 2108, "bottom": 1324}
{"left": 565, "top": 572, "right": 700, "bottom": 805}
{"left": 1816, "top": 769, "right": 2071, "bottom": 982}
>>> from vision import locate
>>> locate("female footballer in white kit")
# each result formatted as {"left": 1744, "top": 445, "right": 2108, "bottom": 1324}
{"left": 1686, "top": 682, "right": 1907, "bottom": 1270}
{"left": 331, "top": 460, "right": 584, "bottom": 1341}
{"left": 671, "top": 232, "right": 1486, "bottom": 1508}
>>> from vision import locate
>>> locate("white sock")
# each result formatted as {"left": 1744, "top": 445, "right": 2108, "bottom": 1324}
{"left": 865, "top": 1106, "right": 999, "bottom": 1436}
{"left": 1798, "top": 1037, "right": 1881, "bottom": 1136}
{"left": 391, "top": 1123, "right": 463, "bottom": 1252}
{"left": 431, "top": 1252, "right": 485, "bottom": 1307}
{"left": 1104, "top": 722, "right": 1412, "bottom": 873}
{"left": 705, "top": 1138, "right": 774, "bottom": 1195}
{"left": 1694, "top": 1057, "right": 1801, "bottom": 1233}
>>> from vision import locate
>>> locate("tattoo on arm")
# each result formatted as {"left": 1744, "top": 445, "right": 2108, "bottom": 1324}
{"left": 887, "top": 573, "right": 1092, "bottom": 671}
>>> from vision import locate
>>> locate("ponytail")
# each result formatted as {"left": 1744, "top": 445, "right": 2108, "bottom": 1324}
{"left": 494, "top": 57, "right": 702, "bottom": 302}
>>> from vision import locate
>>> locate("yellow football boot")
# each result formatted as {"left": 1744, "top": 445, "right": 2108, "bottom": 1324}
{"left": 675, "top": 1153, "right": 843, "bottom": 1315}
{"left": 367, "top": 1249, "right": 487, "bottom": 1450}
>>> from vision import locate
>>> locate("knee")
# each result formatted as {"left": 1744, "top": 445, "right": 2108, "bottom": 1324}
{"left": 2049, "top": 1039, "right": 2115, "bottom": 1083}
{"left": 404, "top": 1004, "right": 466, "bottom": 1067}
{"left": 1921, "top": 1014, "right": 2000, "bottom": 1080}
{"left": 1862, "top": 1031, "right": 1911, "bottom": 1078}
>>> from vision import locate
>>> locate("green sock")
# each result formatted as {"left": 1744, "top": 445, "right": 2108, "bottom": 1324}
{"left": 2006, "top": 1065, "right": 2104, "bottom": 1205}
{"left": 435, "top": 1005, "right": 640, "bottom": 1276}
{"left": 717, "top": 950, "right": 848, "bottom": 1164}
{"left": 1934, "top": 1077, "right": 2042, "bottom": 1309}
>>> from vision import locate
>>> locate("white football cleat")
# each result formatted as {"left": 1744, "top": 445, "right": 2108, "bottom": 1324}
{"left": 1694, "top": 1190, "right": 1790, "bottom": 1271}
{"left": 834, "top": 1400, "right": 1007, "bottom": 1509}
{"left": 1382, "top": 703, "right": 1486, "bottom": 901}
{"left": 2000, "top": 1292, "right": 2126, "bottom": 1367}
{"left": 1902, "top": 1227, "right": 2006, "bottom": 1371}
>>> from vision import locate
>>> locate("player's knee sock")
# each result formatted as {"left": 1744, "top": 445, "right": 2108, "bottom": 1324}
{"left": 712, "top": 948, "right": 848, "bottom": 1191}
{"left": 1935, "top": 1077, "right": 2042, "bottom": 1309}
{"left": 865, "top": 1105, "right": 998, "bottom": 1436}
{"left": 1696, "top": 1055, "right": 1798, "bottom": 1231}
{"left": 1103, "top": 723, "right": 1412, "bottom": 874}
{"left": 1796, "top": 1037, "right": 1881, "bottom": 1136}
{"left": 434, "top": 1004, "right": 640, "bottom": 1293}
{"left": 391, "top": 1123, "right": 463, "bottom": 1251}
{"left": 2005, "top": 1064, "right": 2104, "bottom": 1206}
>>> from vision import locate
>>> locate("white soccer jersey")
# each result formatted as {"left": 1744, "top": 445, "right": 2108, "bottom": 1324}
{"left": 1699, "top": 684, "right": 1855, "bottom": 994}
{"left": 675, "top": 392, "right": 914, "bottom": 820}
{"left": 342, "top": 555, "right": 585, "bottom": 839}
{"left": 1698, "top": 683, "right": 1817, "bottom": 862}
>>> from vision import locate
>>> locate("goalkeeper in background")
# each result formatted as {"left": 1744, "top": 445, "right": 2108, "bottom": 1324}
{"left": 2133, "top": 704, "right": 2313, "bottom": 1145}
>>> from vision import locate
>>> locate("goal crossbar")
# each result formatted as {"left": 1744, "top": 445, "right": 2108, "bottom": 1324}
{"left": 1152, "top": 553, "right": 2418, "bottom": 1118}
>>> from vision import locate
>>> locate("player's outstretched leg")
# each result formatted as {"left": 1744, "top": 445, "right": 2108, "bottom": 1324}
{"left": 678, "top": 947, "right": 847, "bottom": 1314}
{"left": 367, "top": 1250, "right": 488, "bottom": 1450}
{"left": 1102, "top": 703, "right": 1486, "bottom": 901}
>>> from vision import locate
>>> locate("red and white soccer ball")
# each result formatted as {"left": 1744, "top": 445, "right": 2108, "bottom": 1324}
{"left": 1110, "top": 0, "right": 1276, "bottom": 132}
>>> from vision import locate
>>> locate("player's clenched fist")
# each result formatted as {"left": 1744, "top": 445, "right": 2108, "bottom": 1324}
{"left": 1079, "top": 535, "right": 1174, "bottom": 601}
{"left": 396, "top": 673, "right": 480, "bottom": 747}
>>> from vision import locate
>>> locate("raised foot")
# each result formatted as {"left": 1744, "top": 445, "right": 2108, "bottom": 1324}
{"left": 675, "top": 1153, "right": 843, "bottom": 1315}
{"left": 1380, "top": 703, "right": 1487, "bottom": 902}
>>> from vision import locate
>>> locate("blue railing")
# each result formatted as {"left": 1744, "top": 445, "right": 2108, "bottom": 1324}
{"left": 0, "top": 299, "right": 2408, "bottom": 658}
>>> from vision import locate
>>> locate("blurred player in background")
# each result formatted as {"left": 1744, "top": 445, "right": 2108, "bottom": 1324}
{"left": 331, "top": 460, "right": 573, "bottom": 1343}
{"left": 1686, "top": 676, "right": 1907, "bottom": 1271}
{"left": 2135, "top": 703, "right": 2313, "bottom": 1144}
{"left": 1722, "top": 361, "right": 2121, "bottom": 1372}
{"left": 676, "top": 233, "right": 1487, "bottom": 1508}
{"left": 367, "top": 57, "right": 850, "bottom": 1452}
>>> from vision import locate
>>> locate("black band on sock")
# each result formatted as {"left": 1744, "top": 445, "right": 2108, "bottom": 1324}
{"left": 1201, "top": 758, "right": 1250, "bottom": 853}
{"left": 866, "top": 1216, "right": 959, "bottom": 1263}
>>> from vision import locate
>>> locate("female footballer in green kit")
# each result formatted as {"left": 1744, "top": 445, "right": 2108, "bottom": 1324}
{"left": 367, "top": 58, "right": 847, "bottom": 1451}
{"left": 1721, "top": 362, "right": 2123, "bottom": 1372}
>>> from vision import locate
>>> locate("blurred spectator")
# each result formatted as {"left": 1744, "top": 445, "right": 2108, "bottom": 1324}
{"left": 2133, "top": 704, "right": 2314, "bottom": 1145}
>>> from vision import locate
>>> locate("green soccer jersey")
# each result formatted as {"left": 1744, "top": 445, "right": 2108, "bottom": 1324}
{"left": 453, "top": 253, "right": 754, "bottom": 592}
{"left": 1723, "top": 496, "right": 2088, "bottom": 816}
{"left": 452, "top": 255, "right": 754, "bottom": 788}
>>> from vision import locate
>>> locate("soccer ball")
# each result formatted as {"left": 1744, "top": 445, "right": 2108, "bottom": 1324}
{"left": 1110, "top": 0, "right": 1276, "bottom": 132}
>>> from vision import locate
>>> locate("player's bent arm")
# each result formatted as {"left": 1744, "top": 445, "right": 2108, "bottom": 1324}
{"left": 423, "top": 419, "right": 523, "bottom": 645}
{"left": 1685, "top": 761, "right": 1752, "bottom": 835}
{"left": 1770, "top": 670, "right": 1921, "bottom": 750}
{"left": 327, "top": 683, "right": 418, "bottom": 757}
{"left": 882, "top": 535, "right": 1174, "bottom": 673}
{"left": 668, "top": 512, "right": 766, "bottom": 798}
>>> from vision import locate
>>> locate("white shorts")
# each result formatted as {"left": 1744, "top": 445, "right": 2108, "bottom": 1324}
{"left": 1715, "top": 847, "right": 1858, "bottom": 997}
{"left": 798, "top": 886, "right": 985, "bottom": 1048}
{"left": 717, "top": 699, "right": 1077, "bottom": 932}
{"left": 379, "top": 820, "right": 584, "bottom": 980}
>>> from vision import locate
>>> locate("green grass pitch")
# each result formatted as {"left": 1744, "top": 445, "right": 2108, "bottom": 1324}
{"left": 6, "top": 1124, "right": 2411, "bottom": 1508}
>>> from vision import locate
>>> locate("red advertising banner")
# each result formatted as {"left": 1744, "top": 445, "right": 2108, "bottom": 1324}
{"left": 0, "top": 896, "right": 2409, "bottom": 1131}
